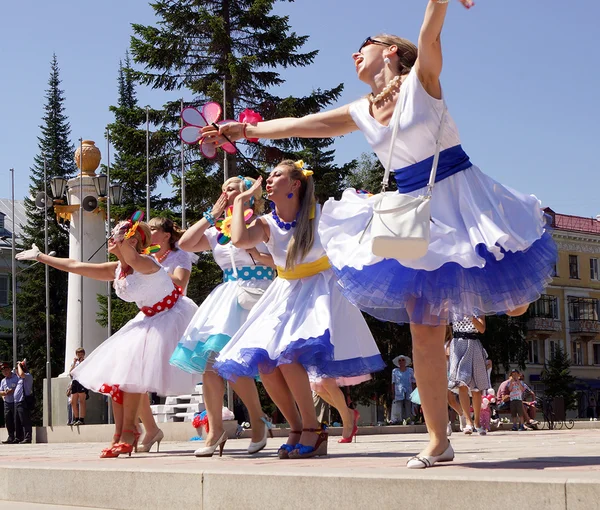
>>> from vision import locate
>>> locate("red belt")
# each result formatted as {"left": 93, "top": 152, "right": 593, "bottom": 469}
{"left": 139, "top": 285, "right": 183, "bottom": 317}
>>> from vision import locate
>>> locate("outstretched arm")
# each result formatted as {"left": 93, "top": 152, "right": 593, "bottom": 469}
{"left": 415, "top": 0, "right": 473, "bottom": 99}
{"left": 201, "top": 104, "right": 358, "bottom": 145}
{"left": 17, "top": 245, "right": 117, "bottom": 281}
{"left": 471, "top": 316, "right": 486, "bottom": 334}
{"left": 230, "top": 178, "right": 270, "bottom": 249}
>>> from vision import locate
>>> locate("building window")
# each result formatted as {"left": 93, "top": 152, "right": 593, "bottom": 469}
{"left": 0, "top": 214, "right": 4, "bottom": 229}
{"left": 594, "top": 344, "right": 600, "bottom": 365}
{"left": 568, "top": 297, "right": 600, "bottom": 321}
{"left": 531, "top": 295, "right": 559, "bottom": 319}
{"left": 0, "top": 274, "right": 8, "bottom": 307}
{"left": 572, "top": 341, "right": 584, "bottom": 366}
{"left": 551, "top": 263, "right": 558, "bottom": 277}
{"left": 569, "top": 255, "right": 579, "bottom": 279}
{"left": 549, "top": 340, "right": 557, "bottom": 360}
{"left": 528, "top": 339, "right": 541, "bottom": 364}
{"left": 591, "top": 258, "right": 599, "bottom": 281}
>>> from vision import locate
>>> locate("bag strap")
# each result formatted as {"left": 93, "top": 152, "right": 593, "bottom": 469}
{"left": 381, "top": 86, "right": 447, "bottom": 197}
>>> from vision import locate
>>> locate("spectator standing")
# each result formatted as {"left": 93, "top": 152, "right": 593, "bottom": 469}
{"left": 0, "top": 362, "right": 20, "bottom": 444}
{"left": 506, "top": 369, "right": 527, "bottom": 431}
{"left": 391, "top": 355, "right": 416, "bottom": 424}
{"left": 69, "top": 348, "right": 88, "bottom": 425}
{"left": 15, "top": 360, "right": 33, "bottom": 443}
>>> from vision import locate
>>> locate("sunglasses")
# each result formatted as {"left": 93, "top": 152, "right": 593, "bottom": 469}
{"left": 358, "top": 37, "right": 389, "bottom": 53}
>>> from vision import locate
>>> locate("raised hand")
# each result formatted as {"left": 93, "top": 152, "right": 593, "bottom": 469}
{"left": 201, "top": 121, "right": 245, "bottom": 145}
{"left": 236, "top": 176, "right": 263, "bottom": 203}
{"left": 457, "top": 0, "right": 474, "bottom": 9}
{"left": 211, "top": 193, "right": 229, "bottom": 219}
{"left": 16, "top": 244, "right": 41, "bottom": 261}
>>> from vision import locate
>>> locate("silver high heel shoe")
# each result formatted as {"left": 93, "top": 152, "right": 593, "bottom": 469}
{"left": 137, "top": 429, "right": 164, "bottom": 453}
{"left": 194, "top": 430, "right": 228, "bottom": 458}
{"left": 247, "top": 417, "right": 274, "bottom": 455}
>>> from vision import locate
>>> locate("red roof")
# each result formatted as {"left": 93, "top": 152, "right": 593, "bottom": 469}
{"left": 545, "top": 208, "right": 600, "bottom": 235}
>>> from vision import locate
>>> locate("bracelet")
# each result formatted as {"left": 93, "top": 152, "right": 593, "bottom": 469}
{"left": 436, "top": 0, "right": 450, "bottom": 3}
{"left": 203, "top": 209, "right": 216, "bottom": 226}
{"left": 242, "top": 123, "right": 248, "bottom": 140}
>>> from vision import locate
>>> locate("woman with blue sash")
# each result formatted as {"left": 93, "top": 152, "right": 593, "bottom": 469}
{"left": 170, "top": 176, "right": 276, "bottom": 458}
{"left": 201, "top": 1, "right": 556, "bottom": 468}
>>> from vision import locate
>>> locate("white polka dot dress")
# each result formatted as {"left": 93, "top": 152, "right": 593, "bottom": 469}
{"left": 448, "top": 315, "right": 491, "bottom": 392}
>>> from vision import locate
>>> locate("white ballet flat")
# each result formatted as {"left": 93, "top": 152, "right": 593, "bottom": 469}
{"left": 247, "top": 417, "right": 274, "bottom": 455}
{"left": 194, "top": 430, "right": 227, "bottom": 458}
{"left": 406, "top": 442, "right": 454, "bottom": 469}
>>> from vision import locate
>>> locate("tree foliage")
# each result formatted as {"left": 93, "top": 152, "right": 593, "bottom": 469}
{"left": 541, "top": 345, "right": 577, "bottom": 410}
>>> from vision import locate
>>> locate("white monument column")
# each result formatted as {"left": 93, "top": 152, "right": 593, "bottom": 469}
{"left": 62, "top": 140, "right": 108, "bottom": 375}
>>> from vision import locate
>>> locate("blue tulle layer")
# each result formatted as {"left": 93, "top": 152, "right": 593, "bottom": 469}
{"left": 214, "top": 329, "right": 386, "bottom": 382}
{"left": 332, "top": 232, "right": 557, "bottom": 325}
{"left": 169, "top": 333, "right": 231, "bottom": 374}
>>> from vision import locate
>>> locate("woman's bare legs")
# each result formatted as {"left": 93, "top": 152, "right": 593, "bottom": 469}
{"left": 137, "top": 396, "right": 161, "bottom": 445}
{"left": 316, "top": 379, "right": 353, "bottom": 438}
{"left": 472, "top": 390, "right": 482, "bottom": 429}
{"left": 279, "top": 363, "right": 320, "bottom": 448}
{"left": 507, "top": 304, "right": 529, "bottom": 317}
{"left": 110, "top": 401, "right": 124, "bottom": 447}
{"left": 230, "top": 376, "right": 269, "bottom": 443}
{"left": 411, "top": 323, "right": 449, "bottom": 457}
{"left": 260, "top": 368, "right": 302, "bottom": 446}
{"left": 447, "top": 390, "right": 463, "bottom": 417}
{"left": 202, "top": 368, "right": 226, "bottom": 447}
{"left": 120, "top": 392, "right": 144, "bottom": 446}
{"left": 458, "top": 386, "right": 474, "bottom": 428}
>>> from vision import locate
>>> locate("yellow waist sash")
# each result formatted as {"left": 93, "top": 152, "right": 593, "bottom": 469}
{"left": 277, "top": 256, "right": 331, "bottom": 280}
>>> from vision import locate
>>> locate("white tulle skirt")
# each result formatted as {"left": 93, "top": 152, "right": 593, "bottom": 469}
{"left": 213, "top": 270, "right": 385, "bottom": 384}
{"left": 72, "top": 296, "right": 199, "bottom": 396}
{"left": 169, "top": 279, "right": 272, "bottom": 374}
{"left": 319, "top": 165, "right": 557, "bottom": 325}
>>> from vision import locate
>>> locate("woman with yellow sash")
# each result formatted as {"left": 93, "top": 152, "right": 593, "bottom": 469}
{"left": 214, "top": 160, "right": 385, "bottom": 459}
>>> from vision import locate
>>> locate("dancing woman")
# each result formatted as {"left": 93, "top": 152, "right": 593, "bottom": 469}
{"left": 17, "top": 219, "right": 198, "bottom": 457}
{"left": 203, "top": 1, "right": 556, "bottom": 468}
{"left": 133, "top": 217, "right": 197, "bottom": 453}
{"left": 170, "top": 176, "right": 276, "bottom": 457}
{"left": 213, "top": 161, "right": 385, "bottom": 459}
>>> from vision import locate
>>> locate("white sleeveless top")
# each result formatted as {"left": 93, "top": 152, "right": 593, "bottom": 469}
{"left": 204, "top": 226, "right": 269, "bottom": 271}
{"left": 160, "top": 248, "right": 195, "bottom": 274}
{"left": 113, "top": 260, "right": 177, "bottom": 308}
{"left": 264, "top": 207, "right": 325, "bottom": 268}
{"left": 348, "top": 68, "right": 463, "bottom": 170}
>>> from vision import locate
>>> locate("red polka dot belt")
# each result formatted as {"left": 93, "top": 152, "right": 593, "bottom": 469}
{"left": 139, "top": 285, "right": 183, "bottom": 317}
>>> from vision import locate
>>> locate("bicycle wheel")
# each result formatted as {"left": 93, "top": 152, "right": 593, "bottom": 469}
{"left": 565, "top": 420, "right": 575, "bottom": 430}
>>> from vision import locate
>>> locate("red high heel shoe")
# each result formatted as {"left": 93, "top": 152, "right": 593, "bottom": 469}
{"left": 338, "top": 409, "right": 360, "bottom": 443}
{"left": 100, "top": 434, "right": 121, "bottom": 458}
{"left": 110, "top": 429, "right": 139, "bottom": 457}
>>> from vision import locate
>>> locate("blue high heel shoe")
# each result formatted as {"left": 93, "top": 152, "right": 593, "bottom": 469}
{"left": 288, "top": 427, "right": 328, "bottom": 459}
{"left": 277, "top": 430, "right": 301, "bottom": 459}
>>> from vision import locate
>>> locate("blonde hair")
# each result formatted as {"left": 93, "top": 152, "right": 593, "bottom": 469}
{"left": 223, "top": 176, "right": 265, "bottom": 214}
{"left": 148, "top": 217, "right": 184, "bottom": 250}
{"left": 276, "top": 160, "right": 316, "bottom": 271}
{"left": 374, "top": 33, "right": 418, "bottom": 76}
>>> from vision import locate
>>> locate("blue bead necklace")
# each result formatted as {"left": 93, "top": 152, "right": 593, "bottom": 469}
{"left": 270, "top": 202, "right": 298, "bottom": 231}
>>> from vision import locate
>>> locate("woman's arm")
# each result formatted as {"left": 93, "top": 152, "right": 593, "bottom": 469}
{"left": 118, "top": 239, "right": 160, "bottom": 275}
{"left": 169, "top": 267, "right": 191, "bottom": 289}
{"left": 471, "top": 316, "right": 486, "bottom": 334}
{"left": 202, "top": 104, "right": 358, "bottom": 145}
{"left": 17, "top": 246, "right": 117, "bottom": 281}
{"left": 230, "top": 179, "right": 269, "bottom": 249}
{"left": 246, "top": 247, "right": 276, "bottom": 269}
{"left": 179, "top": 193, "right": 228, "bottom": 252}
{"left": 415, "top": 0, "right": 473, "bottom": 99}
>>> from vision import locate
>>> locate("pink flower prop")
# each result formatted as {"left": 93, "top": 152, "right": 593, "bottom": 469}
{"left": 179, "top": 102, "right": 237, "bottom": 159}
{"left": 238, "top": 108, "right": 263, "bottom": 142}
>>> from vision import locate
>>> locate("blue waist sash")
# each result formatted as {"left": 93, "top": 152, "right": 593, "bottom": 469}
{"left": 223, "top": 265, "right": 275, "bottom": 282}
{"left": 393, "top": 144, "right": 472, "bottom": 193}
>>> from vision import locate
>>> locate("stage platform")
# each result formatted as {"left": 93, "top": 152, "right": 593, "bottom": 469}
{"left": 0, "top": 428, "right": 598, "bottom": 510}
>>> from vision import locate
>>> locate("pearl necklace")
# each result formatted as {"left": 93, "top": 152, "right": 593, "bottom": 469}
{"left": 270, "top": 203, "right": 298, "bottom": 231}
{"left": 369, "top": 75, "right": 402, "bottom": 105}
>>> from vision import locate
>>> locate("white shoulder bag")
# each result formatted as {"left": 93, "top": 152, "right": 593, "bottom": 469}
{"left": 228, "top": 245, "right": 266, "bottom": 310}
{"left": 365, "top": 98, "right": 447, "bottom": 261}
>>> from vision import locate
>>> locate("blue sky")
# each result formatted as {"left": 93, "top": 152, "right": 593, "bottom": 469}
{"left": 1, "top": 1, "right": 598, "bottom": 218}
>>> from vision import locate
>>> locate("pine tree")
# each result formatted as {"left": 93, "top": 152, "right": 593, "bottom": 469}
{"left": 541, "top": 346, "right": 577, "bottom": 410}
{"left": 482, "top": 315, "right": 529, "bottom": 375}
{"left": 129, "top": 0, "right": 346, "bottom": 218}
{"left": 11, "top": 55, "right": 76, "bottom": 421}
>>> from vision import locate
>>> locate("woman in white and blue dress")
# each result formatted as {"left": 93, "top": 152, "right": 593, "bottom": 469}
{"left": 202, "top": 1, "right": 556, "bottom": 468}
{"left": 170, "top": 176, "right": 276, "bottom": 457}
{"left": 448, "top": 315, "right": 490, "bottom": 435}
{"left": 213, "top": 161, "right": 385, "bottom": 459}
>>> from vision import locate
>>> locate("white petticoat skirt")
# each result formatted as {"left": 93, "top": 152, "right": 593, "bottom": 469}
{"left": 169, "top": 279, "right": 272, "bottom": 374}
{"left": 319, "top": 165, "right": 557, "bottom": 325}
{"left": 72, "top": 296, "right": 198, "bottom": 396}
{"left": 213, "top": 269, "right": 385, "bottom": 384}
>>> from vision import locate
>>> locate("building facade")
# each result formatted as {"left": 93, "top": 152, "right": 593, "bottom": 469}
{"left": 524, "top": 209, "right": 600, "bottom": 418}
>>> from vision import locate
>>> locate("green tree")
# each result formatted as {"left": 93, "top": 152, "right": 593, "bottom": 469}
{"left": 541, "top": 346, "right": 577, "bottom": 410}
{"left": 7, "top": 55, "right": 76, "bottom": 422}
{"left": 481, "top": 315, "right": 529, "bottom": 376}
